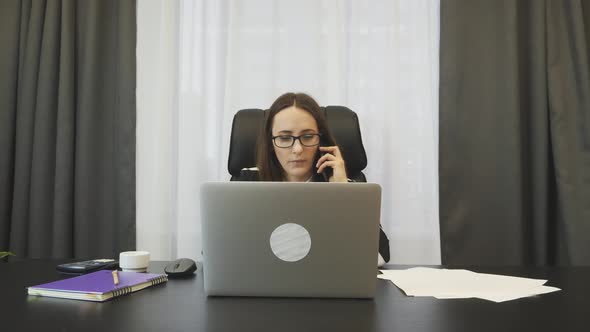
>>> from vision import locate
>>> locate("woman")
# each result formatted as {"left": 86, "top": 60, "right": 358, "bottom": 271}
{"left": 236, "top": 92, "right": 390, "bottom": 265}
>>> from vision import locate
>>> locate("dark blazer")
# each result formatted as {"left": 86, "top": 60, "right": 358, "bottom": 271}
{"left": 232, "top": 169, "right": 391, "bottom": 263}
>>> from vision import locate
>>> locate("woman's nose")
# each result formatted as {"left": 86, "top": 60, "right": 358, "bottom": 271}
{"left": 291, "top": 139, "right": 304, "bottom": 152}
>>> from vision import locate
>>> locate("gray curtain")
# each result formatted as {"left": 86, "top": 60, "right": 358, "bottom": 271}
{"left": 0, "top": 0, "right": 136, "bottom": 258}
{"left": 440, "top": 0, "right": 590, "bottom": 266}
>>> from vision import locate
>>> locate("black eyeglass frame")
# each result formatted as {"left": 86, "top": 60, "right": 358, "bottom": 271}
{"left": 271, "top": 133, "right": 322, "bottom": 148}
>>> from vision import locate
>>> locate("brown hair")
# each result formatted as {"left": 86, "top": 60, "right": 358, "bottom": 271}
{"left": 256, "top": 92, "right": 338, "bottom": 181}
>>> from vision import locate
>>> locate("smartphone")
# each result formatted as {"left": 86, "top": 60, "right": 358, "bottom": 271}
{"left": 319, "top": 150, "right": 333, "bottom": 182}
{"left": 56, "top": 259, "right": 119, "bottom": 274}
{"left": 318, "top": 132, "right": 336, "bottom": 181}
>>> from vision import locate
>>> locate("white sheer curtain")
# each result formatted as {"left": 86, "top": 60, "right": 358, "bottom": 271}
{"left": 137, "top": 0, "right": 440, "bottom": 264}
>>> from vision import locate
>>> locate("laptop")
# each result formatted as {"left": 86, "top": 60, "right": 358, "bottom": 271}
{"left": 200, "top": 182, "right": 381, "bottom": 298}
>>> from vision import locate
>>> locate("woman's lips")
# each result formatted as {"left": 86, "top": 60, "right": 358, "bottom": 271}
{"left": 289, "top": 160, "right": 306, "bottom": 166}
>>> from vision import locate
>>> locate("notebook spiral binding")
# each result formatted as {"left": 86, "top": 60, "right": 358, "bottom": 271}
{"left": 150, "top": 275, "right": 168, "bottom": 285}
{"left": 110, "top": 275, "right": 168, "bottom": 298}
{"left": 112, "top": 286, "right": 132, "bottom": 298}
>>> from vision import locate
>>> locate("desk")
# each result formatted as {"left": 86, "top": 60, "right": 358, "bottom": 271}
{"left": 1, "top": 259, "right": 588, "bottom": 332}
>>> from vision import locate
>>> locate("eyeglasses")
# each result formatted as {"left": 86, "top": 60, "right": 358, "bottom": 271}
{"left": 272, "top": 133, "right": 321, "bottom": 148}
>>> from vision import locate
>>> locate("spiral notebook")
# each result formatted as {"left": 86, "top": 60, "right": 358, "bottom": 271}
{"left": 27, "top": 270, "right": 168, "bottom": 302}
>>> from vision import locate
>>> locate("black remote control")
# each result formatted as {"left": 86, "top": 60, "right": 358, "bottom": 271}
{"left": 56, "top": 259, "right": 119, "bottom": 274}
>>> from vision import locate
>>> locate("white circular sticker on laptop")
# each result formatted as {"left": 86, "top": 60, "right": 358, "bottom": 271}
{"left": 270, "top": 223, "right": 311, "bottom": 262}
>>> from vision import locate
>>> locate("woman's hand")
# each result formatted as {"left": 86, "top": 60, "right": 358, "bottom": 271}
{"left": 316, "top": 146, "right": 348, "bottom": 182}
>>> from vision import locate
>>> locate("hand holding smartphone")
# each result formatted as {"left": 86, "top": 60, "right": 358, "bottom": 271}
{"left": 317, "top": 146, "right": 345, "bottom": 182}
{"left": 321, "top": 151, "right": 333, "bottom": 181}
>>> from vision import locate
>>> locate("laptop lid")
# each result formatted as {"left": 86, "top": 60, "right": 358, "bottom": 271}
{"left": 200, "top": 182, "right": 381, "bottom": 298}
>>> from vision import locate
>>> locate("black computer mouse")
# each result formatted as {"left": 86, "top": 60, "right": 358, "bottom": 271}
{"left": 164, "top": 258, "right": 197, "bottom": 277}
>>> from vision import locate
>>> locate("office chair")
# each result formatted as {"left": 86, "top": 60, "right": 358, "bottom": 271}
{"left": 228, "top": 106, "right": 368, "bottom": 182}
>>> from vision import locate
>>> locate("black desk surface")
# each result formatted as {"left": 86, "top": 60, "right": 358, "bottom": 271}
{"left": 1, "top": 259, "right": 588, "bottom": 332}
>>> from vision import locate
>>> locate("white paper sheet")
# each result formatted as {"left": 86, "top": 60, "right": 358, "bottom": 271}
{"left": 378, "top": 267, "right": 561, "bottom": 302}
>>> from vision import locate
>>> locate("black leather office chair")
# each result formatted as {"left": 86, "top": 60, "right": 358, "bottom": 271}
{"left": 228, "top": 106, "right": 368, "bottom": 182}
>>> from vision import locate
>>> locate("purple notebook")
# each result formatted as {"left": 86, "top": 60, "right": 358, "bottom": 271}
{"left": 27, "top": 270, "right": 168, "bottom": 302}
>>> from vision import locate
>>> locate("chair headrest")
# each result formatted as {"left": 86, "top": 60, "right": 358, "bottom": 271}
{"left": 228, "top": 106, "right": 367, "bottom": 178}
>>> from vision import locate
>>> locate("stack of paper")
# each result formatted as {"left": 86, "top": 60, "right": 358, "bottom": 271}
{"left": 378, "top": 267, "right": 561, "bottom": 302}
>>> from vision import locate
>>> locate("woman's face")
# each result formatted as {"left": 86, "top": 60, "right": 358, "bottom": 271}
{"left": 271, "top": 106, "right": 319, "bottom": 182}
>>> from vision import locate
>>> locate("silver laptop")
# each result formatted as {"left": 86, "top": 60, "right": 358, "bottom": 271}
{"left": 200, "top": 182, "right": 381, "bottom": 298}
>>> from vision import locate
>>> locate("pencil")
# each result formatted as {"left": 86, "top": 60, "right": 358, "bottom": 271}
{"left": 112, "top": 270, "right": 119, "bottom": 285}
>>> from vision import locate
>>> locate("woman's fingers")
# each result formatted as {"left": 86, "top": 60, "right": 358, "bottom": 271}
{"left": 317, "top": 145, "right": 347, "bottom": 182}
{"left": 317, "top": 157, "right": 345, "bottom": 173}
{"left": 316, "top": 152, "right": 336, "bottom": 168}
{"left": 317, "top": 160, "right": 337, "bottom": 174}
{"left": 319, "top": 146, "right": 340, "bottom": 157}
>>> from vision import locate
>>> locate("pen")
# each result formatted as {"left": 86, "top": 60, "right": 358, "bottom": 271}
{"left": 112, "top": 270, "right": 119, "bottom": 285}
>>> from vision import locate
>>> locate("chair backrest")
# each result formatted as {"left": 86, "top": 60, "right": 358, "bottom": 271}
{"left": 228, "top": 106, "right": 368, "bottom": 182}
